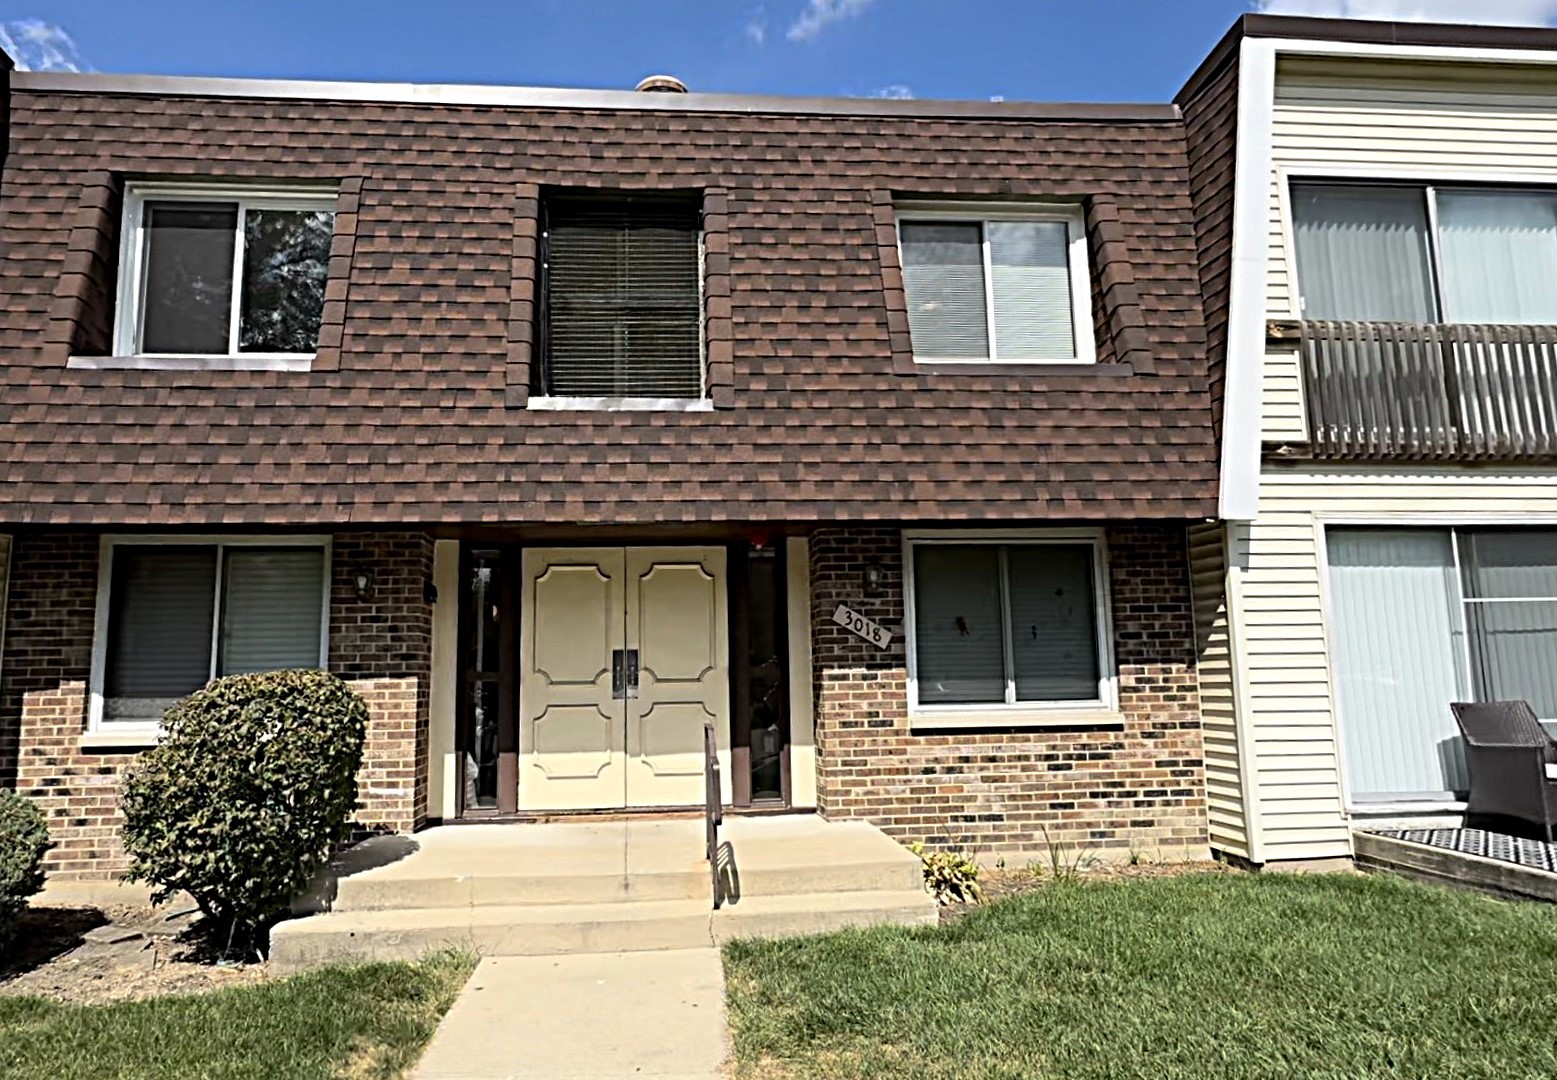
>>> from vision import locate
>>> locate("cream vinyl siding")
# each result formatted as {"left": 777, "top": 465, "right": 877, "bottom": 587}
{"left": 1261, "top": 57, "right": 1557, "bottom": 444}
{"left": 1239, "top": 465, "right": 1557, "bottom": 861}
{"left": 1189, "top": 523, "right": 1253, "bottom": 860}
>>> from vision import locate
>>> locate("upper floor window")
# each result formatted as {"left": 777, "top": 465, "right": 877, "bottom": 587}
{"left": 896, "top": 204, "right": 1094, "bottom": 365}
{"left": 1291, "top": 182, "right": 1557, "bottom": 325}
{"left": 539, "top": 194, "right": 704, "bottom": 400}
{"left": 115, "top": 186, "right": 335, "bottom": 359}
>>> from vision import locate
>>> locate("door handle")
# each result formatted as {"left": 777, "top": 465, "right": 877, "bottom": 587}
{"left": 623, "top": 649, "right": 640, "bottom": 699}
{"left": 611, "top": 649, "right": 626, "bottom": 700}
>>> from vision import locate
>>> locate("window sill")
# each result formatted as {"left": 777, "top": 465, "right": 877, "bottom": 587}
{"left": 526, "top": 396, "right": 714, "bottom": 412}
{"left": 908, "top": 707, "right": 1125, "bottom": 732}
{"left": 912, "top": 360, "right": 1127, "bottom": 376}
{"left": 80, "top": 727, "right": 161, "bottom": 750}
{"left": 67, "top": 354, "right": 315, "bottom": 372}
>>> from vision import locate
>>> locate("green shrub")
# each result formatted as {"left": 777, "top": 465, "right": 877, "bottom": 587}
{"left": 120, "top": 669, "right": 368, "bottom": 952}
{"left": 0, "top": 790, "right": 51, "bottom": 947}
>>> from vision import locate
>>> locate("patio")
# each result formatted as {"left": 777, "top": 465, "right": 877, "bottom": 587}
{"left": 1354, "top": 826, "right": 1557, "bottom": 903}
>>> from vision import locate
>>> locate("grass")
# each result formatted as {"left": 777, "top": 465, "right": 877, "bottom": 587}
{"left": 0, "top": 951, "right": 475, "bottom": 1080}
{"left": 724, "top": 872, "right": 1557, "bottom": 1080}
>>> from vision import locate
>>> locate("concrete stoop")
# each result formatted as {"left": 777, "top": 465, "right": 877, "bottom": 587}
{"left": 269, "top": 816, "right": 937, "bottom": 972}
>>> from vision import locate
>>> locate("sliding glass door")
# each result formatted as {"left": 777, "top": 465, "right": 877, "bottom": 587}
{"left": 1327, "top": 526, "right": 1557, "bottom": 804}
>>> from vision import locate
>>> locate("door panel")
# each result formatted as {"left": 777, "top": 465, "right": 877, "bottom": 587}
{"left": 626, "top": 548, "right": 731, "bottom": 807}
{"left": 519, "top": 549, "right": 627, "bottom": 811}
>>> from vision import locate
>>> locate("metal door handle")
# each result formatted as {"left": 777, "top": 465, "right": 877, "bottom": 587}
{"left": 611, "top": 649, "right": 626, "bottom": 700}
{"left": 624, "top": 649, "right": 640, "bottom": 699}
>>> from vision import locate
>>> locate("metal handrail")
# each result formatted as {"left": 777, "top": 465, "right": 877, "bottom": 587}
{"left": 704, "top": 722, "right": 723, "bottom": 910}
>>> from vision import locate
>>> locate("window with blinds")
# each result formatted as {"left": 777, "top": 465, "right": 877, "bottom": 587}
{"left": 897, "top": 206, "right": 1091, "bottom": 364}
{"left": 100, "top": 542, "right": 327, "bottom": 724}
{"left": 540, "top": 195, "right": 704, "bottom": 398}
{"left": 908, "top": 538, "right": 1110, "bottom": 710}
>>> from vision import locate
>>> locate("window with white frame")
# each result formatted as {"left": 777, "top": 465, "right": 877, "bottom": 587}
{"left": 1291, "top": 182, "right": 1557, "bottom": 324}
{"left": 896, "top": 204, "right": 1094, "bottom": 364}
{"left": 95, "top": 540, "right": 329, "bottom": 726}
{"left": 115, "top": 187, "right": 336, "bottom": 359}
{"left": 905, "top": 534, "right": 1113, "bottom": 715}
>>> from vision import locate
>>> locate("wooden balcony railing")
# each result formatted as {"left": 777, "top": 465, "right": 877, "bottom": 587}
{"left": 1299, "top": 320, "right": 1557, "bottom": 460}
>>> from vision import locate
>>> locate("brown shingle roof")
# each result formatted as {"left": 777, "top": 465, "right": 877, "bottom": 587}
{"left": 0, "top": 88, "right": 1217, "bottom": 527}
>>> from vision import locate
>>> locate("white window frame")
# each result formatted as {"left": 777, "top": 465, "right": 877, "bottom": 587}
{"left": 894, "top": 201, "right": 1096, "bottom": 366}
{"left": 86, "top": 534, "right": 332, "bottom": 743}
{"left": 98, "top": 183, "right": 337, "bottom": 372}
{"left": 902, "top": 529, "right": 1117, "bottom": 730}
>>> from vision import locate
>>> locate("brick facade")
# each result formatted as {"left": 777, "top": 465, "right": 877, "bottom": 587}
{"left": 810, "top": 524, "right": 1209, "bottom": 863}
{"left": 0, "top": 530, "right": 435, "bottom": 880}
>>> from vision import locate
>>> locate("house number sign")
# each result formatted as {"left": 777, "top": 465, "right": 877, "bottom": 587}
{"left": 832, "top": 604, "right": 892, "bottom": 649}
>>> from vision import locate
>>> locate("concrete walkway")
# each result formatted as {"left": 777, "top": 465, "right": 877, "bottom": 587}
{"left": 412, "top": 949, "right": 728, "bottom": 1080}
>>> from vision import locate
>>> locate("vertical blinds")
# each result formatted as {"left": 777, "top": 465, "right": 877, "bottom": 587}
{"left": 543, "top": 197, "right": 703, "bottom": 398}
{"left": 1290, "top": 185, "right": 1437, "bottom": 323}
{"left": 912, "top": 543, "right": 1102, "bottom": 707}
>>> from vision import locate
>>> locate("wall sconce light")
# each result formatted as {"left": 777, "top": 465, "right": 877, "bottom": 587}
{"left": 862, "top": 563, "right": 886, "bottom": 597}
{"left": 423, "top": 579, "right": 439, "bottom": 605}
{"left": 354, "top": 571, "right": 372, "bottom": 600}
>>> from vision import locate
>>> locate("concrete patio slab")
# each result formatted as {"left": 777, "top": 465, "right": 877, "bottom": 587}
{"left": 412, "top": 949, "right": 727, "bottom": 1080}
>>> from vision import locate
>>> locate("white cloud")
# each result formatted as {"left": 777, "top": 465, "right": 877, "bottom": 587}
{"left": 745, "top": 6, "right": 768, "bottom": 44}
{"left": 787, "top": 0, "right": 876, "bottom": 43}
{"left": 0, "top": 18, "right": 89, "bottom": 72}
{"left": 872, "top": 84, "right": 914, "bottom": 99}
{"left": 1253, "top": 0, "right": 1557, "bottom": 23}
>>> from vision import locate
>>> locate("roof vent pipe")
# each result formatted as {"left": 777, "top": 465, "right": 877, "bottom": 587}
{"left": 635, "top": 75, "right": 689, "bottom": 94}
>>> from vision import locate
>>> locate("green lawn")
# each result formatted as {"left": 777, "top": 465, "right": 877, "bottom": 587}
{"left": 724, "top": 872, "right": 1557, "bottom": 1080}
{"left": 0, "top": 951, "right": 474, "bottom": 1080}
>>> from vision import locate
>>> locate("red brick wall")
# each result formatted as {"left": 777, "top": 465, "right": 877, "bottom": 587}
{"left": 810, "top": 524, "right": 1208, "bottom": 863}
{"left": 1, "top": 530, "right": 435, "bottom": 880}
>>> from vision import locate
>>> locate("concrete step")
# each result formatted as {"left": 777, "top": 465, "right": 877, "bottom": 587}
{"left": 269, "top": 898, "right": 714, "bottom": 973}
{"left": 334, "top": 868, "right": 709, "bottom": 911}
{"left": 315, "top": 818, "right": 926, "bottom": 912}
{"left": 714, "top": 889, "right": 939, "bottom": 942}
{"left": 269, "top": 888, "right": 940, "bottom": 972}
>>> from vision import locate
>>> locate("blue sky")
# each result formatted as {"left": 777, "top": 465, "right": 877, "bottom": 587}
{"left": 3, "top": 1, "right": 1556, "bottom": 103}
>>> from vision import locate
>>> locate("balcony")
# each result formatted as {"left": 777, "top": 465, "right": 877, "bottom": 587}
{"left": 1297, "top": 320, "right": 1557, "bottom": 461}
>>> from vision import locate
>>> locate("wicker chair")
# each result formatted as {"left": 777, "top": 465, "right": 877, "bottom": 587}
{"left": 1450, "top": 701, "right": 1557, "bottom": 844}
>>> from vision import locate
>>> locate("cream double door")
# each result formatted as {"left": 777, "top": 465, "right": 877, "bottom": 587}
{"left": 519, "top": 547, "right": 730, "bottom": 811}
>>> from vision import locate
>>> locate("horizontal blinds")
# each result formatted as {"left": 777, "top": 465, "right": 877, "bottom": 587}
{"left": 545, "top": 197, "right": 703, "bottom": 397}
{"left": 218, "top": 547, "right": 326, "bottom": 675}
{"left": 899, "top": 222, "right": 989, "bottom": 359}
{"left": 105, "top": 546, "right": 218, "bottom": 701}
{"left": 988, "top": 221, "right": 1075, "bottom": 360}
{"left": 1005, "top": 545, "right": 1098, "bottom": 701}
{"left": 912, "top": 545, "right": 1005, "bottom": 704}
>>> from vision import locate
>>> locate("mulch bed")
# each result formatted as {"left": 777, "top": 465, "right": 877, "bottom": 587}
{"left": 1, "top": 904, "right": 269, "bottom": 1004}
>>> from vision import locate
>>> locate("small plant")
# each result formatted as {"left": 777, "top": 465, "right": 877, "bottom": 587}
{"left": 910, "top": 842, "right": 985, "bottom": 905}
{"left": 121, "top": 669, "right": 369, "bottom": 957}
{"left": 1037, "top": 825, "right": 1097, "bottom": 886}
{"left": 0, "top": 790, "right": 51, "bottom": 949}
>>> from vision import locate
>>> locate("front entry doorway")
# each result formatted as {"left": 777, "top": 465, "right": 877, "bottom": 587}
{"left": 518, "top": 547, "right": 731, "bottom": 811}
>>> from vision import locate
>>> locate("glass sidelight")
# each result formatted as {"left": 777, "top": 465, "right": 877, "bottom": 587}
{"left": 460, "top": 548, "right": 510, "bottom": 813}
{"left": 732, "top": 543, "right": 790, "bottom": 804}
